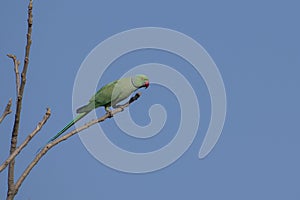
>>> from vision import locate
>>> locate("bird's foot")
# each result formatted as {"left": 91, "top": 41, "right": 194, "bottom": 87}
{"left": 106, "top": 110, "right": 113, "bottom": 118}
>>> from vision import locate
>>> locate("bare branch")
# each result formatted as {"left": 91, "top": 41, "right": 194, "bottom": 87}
{"left": 14, "top": 92, "right": 141, "bottom": 194}
{"left": 7, "top": 54, "right": 21, "bottom": 95}
{"left": 20, "top": 0, "right": 33, "bottom": 97}
{"left": 0, "top": 99, "right": 12, "bottom": 124}
{"left": 7, "top": 1, "right": 33, "bottom": 200}
{"left": 0, "top": 108, "right": 51, "bottom": 172}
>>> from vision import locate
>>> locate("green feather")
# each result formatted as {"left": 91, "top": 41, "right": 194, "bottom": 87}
{"left": 37, "top": 112, "right": 88, "bottom": 153}
{"left": 47, "top": 112, "right": 88, "bottom": 143}
{"left": 38, "top": 74, "right": 149, "bottom": 153}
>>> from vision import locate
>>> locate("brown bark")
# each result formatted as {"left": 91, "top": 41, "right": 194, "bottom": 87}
{"left": 0, "top": 99, "right": 12, "bottom": 124}
{"left": 6, "top": 1, "right": 33, "bottom": 200}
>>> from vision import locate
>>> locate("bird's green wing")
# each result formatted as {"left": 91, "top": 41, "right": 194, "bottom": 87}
{"left": 90, "top": 80, "right": 121, "bottom": 107}
{"left": 76, "top": 80, "right": 122, "bottom": 113}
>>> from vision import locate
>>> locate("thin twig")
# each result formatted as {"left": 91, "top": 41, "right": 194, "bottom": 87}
{"left": 14, "top": 92, "right": 141, "bottom": 194}
{"left": 7, "top": 1, "right": 33, "bottom": 200}
{"left": 7, "top": 54, "right": 20, "bottom": 95}
{"left": 0, "top": 108, "right": 51, "bottom": 172}
{"left": 0, "top": 99, "right": 12, "bottom": 124}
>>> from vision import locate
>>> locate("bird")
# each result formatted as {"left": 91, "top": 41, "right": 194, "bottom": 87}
{"left": 43, "top": 74, "right": 149, "bottom": 146}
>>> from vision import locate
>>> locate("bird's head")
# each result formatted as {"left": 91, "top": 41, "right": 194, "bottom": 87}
{"left": 133, "top": 74, "right": 149, "bottom": 89}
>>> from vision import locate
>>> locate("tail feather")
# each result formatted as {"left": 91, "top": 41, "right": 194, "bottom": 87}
{"left": 36, "top": 112, "right": 88, "bottom": 153}
{"left": 76, "top": 103, "right": 94, "bottom": 113}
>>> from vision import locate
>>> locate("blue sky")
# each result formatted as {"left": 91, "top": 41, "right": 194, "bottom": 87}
{"left": 1, "top": 0, "right": 300, "bottom": 199}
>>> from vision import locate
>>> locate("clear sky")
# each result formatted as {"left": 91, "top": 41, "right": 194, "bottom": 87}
{"left": 1, "top": 0, "right": 300, "bottom": 200}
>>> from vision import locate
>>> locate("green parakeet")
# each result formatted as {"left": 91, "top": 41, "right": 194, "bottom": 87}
{"left": 45, "top": 74, "right": 149, "bottom": 145}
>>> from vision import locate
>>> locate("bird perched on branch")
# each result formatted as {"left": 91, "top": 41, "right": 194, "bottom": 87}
{"left": 44, "top": 74, "right": 149, "bottom": 145}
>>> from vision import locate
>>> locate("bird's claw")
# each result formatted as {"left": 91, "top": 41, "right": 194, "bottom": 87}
{"left": 107, "top": 110, "right": 113, "bottom": 118}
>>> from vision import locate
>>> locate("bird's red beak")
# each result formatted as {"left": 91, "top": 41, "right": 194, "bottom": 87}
{"left": 144, "top": 80, "right": 149, "bottom": 88}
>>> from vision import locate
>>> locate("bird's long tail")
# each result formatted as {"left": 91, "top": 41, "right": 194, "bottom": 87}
{"left": 37, "top": 112, "right": 88, "bottom": 153}
{"left": 48, "top": 112, "right": 88, "bottom": 143}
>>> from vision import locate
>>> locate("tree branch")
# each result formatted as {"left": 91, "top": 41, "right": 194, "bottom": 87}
{"left": 14, "top": 92, "right": 141, "bottom": 194}
{"left": 7, "top": 54, "right": 20, "bottom": 95}
{"left": 0, "top": 99, "right": 12, "bottom": 124}
{"left": 7, "top": 1, "right": 33, "bottom": 200}
{"left": 0, "top": 108, "right": 51, "bottom": 172}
